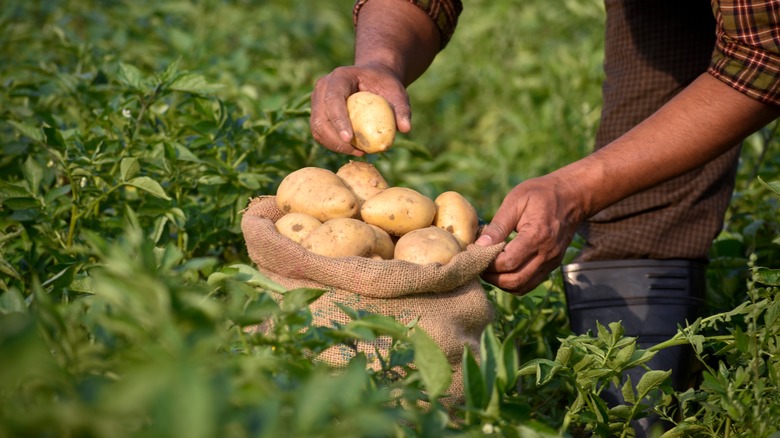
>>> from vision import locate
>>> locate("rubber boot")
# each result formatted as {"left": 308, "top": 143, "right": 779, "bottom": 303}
{"left": 562, "top": 259, "right": 706, "bottom": 437}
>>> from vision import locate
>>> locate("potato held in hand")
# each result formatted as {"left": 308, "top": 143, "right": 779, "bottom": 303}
{"left": 276, "top": 167, "right": 359, "bottom": 222}
{"left": 301, "top": 218, "right": 377, "bottom": 258}
{"left": 394, "top": 226, "right": 462, "bottom": 265}
{"left": 433, "top": 191, "right": 479, "bottom": 250}
{"left": 347, "top": 91, "right": 396, "bottom": 154}
{"left": 361, "top": 187, "right": 436, "bottom": 236}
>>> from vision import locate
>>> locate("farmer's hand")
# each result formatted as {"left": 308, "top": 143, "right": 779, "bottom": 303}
{"left": 476, "top": 174, "right": 586, "bottom": 295}
{"left": 310, "top": 64, "right": 412, "bottom": 156}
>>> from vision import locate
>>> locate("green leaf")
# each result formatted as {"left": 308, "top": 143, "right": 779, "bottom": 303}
{"left": 410, "top": 327, "right": 452, "bottom": 400}
{"left": 480, "top": 324, "right": 501, "bottom": 396}
{"left": 151, "top": 215, "right": 169, "bottom": 244}
{"left": 596, "top": 321, "right": 611, "bottom": 344}
{"left": 173, "top": 143, "right": 203, "bottom": 163}
{"left": 701, "top": 371, "right": 725, "bottom": 395}
{"left": 462, "top": 346, "right": 486, "bottom": 411}
{"left": 0, "top": 289, "right": 26, "bottom": 313}
{"left": 0, "top": 180, "right": 32, "bottom": 200}
{"left": 333, "top": 302, "right": 360, "bottom": 320}
{"left": 392, "top": 138, "right": 432, "bottom": 159}
{"left": 118, "top": 62, "right": 145, "bottom": 89}
{"left": 765, "top": 299, "right": 780, "bottom": 328}
{"left": 68, "top": 276, "right": 95, "bottom": 294}
{"left": 7, "top": 120, "right": 44, "bottom": 142}
{"left": 588, "top": 392, "right": 610, "bottom": 423}
{"left": 569, "top": 393, "right": 585, "bottom": 413}
{"left": 280, "top": 287, "right": 326, "bottom": 312}
{"left": 607, "top": 321, "right": 624, "bottom": 344}
{"left": 238, "top": 297, "right": 280, "bottom": 325}
{"left": 554, "top": 344, "right": 572, "bottom": 366}
{"left": 349, "top": 314, "right": 409, "bottom": 339}
{"left": 613, "top": 342, "right": 637, "bottom": 367}
{"left": 125, "top": 176, "right": 171, "bottom": 200}
{"left": 609, "top": 404, "right": 633, "bottom": 420}
{"left": 517, "top": 358, "right": 561, "bottom": 386}
{"left": 120, "top": 157, "right": 140, "bottom": 181}
{"left": 733, "top": 325, "right": 749, "bottom": 353}
{"left": 43, "top": 185, "right": 71, "bottom": 205}
{"left": 636, "top": 370, "right": 672, "bottom": 399}
{"left": 0, "top": 258, "right": 22, "bottom": 282}
{"left": 160, "top": 58, "right": 181, "bottom": 83}
{"left": 500, "top": 331, "right": 520, "bottom": 393}
{"left": 22, "top": 156, "right": 43, "bottom": 195}
{"left": 621, "top": 375, "right": 636, "bottom": 404}
{"left": 755, "top": 267, "right": 780, "bottom": 286}
{"left": 169, "top": 73, "right": 222, "bottom": 95}
{"left": 758, "top": 175, "right": 780, "bottom": 195}
{"left": 198, "top": 175, "right": 227, "bottom": 185}
{"left": 43, "top": 126, "right": 67, "bottom": 149}
{"left": 214, "top": 264, "right": 287, "bottom": 294}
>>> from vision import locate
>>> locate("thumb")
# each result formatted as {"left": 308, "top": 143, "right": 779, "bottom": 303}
{"left": 475, "top": 211, "right": 514, "bottom": 247}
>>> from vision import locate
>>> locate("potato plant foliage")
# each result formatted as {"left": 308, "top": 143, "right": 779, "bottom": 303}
{"left": 1, "top": 1, "right": 779, "bottom": 437}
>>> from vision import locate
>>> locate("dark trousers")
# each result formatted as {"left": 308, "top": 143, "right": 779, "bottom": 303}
{"left": 577, "top": 0, "right": 742, "bottom": 262}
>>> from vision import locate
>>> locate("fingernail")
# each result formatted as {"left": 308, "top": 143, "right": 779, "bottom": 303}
{"left": 339, "top": 130, "right": 352, "bottom": 142}
{"left": 400, "top": 116, "right": 411, "bottom": 131}
{"left": 475, "top": 235, "right": 492, "bottom": 246}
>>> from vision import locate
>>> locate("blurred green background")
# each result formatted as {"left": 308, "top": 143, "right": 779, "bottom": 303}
{"left": 2, "top": 0, "right": 606, "bottom": 216}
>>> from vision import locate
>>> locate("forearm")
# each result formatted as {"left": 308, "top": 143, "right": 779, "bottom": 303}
{"left": 559, "top": 73, "right": 780, "bottom": 219}
{"left": 354, "top": 0, "right": 440, "bottom": 86}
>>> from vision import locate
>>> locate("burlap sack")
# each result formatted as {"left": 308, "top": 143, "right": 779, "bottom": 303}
{"left": 241, "top": 196, "right": 505, "bottom": 404}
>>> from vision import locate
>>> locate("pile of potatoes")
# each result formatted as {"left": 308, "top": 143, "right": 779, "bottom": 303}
{"left": 274, "top": 161, "right": 480, "bottom": 265}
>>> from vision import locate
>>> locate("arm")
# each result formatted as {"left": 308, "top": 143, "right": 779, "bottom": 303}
{"left": 310, "top": 0, "right": 444, "bottom": 155}
{"left": 477, "top": 73, "right": 780, "bottom": 294}
{"left": 563, "top": 73, "right": 780, "bottom": 217}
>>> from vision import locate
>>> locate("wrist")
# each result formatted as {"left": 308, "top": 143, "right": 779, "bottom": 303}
{"left": 353, "top": 0, "right": 439, "bottom": 86}
{"left": 546, "top": 159, "right": 603, "bottom": 221}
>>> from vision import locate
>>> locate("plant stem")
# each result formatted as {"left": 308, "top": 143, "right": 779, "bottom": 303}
{"left": 74, "top": 184, "right": 122, "bottom": 224}
{"left": 67, "top": 202, "right": 78, "bottom": 247}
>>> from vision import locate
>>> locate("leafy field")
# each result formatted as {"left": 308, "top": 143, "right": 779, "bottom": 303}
{"left": 1, "top": 1, "right": 779, "bottom": 437}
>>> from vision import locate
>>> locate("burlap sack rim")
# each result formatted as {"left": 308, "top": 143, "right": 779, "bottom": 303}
{"left": 241, "top": 196, "right": 506, "bottom": 298}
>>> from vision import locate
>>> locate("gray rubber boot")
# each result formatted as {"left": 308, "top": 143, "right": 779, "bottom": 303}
{"left": 562, "top": 259, "right": 706, "bottom": 437}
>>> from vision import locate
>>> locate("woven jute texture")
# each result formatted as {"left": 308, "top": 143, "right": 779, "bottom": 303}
{"left": 241, "top": 196, "right": 505, "bottom": 404}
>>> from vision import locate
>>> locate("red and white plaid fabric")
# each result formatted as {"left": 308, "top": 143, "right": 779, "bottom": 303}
{"left": 710, "top": 0, "right": 780, "bottom": 105}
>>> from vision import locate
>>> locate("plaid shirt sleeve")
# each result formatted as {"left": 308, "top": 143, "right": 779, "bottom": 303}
{"left": 709, "top": 0, "right": 780, "bottom": 106}
{"left": 353, "top": 0, "right": 463, "bottom": 50}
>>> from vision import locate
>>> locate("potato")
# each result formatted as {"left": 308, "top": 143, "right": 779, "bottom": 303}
{"left": 336, "top": 161, "right": 389, "bottom": 207}
{"left": 360, "top": 186, "right": 436, "bottom": 236}
{"left": 368, "top": 224, "right": 395, "bottom": 260}
{"left": 275, "top": 212, "right": 322, "bottom": 244}
{"left": 276, "top": 167, "right": 359, "bottom": 221}
{"left": 433, "top": 191, "right": 479, "bottom": 250}
{"left": 301, "top": 218, "right": 377, "bottom": 258}
{"left": 394, "top": 226, "right": 462, "bottom": 265}
{"left": 347, "top": 91, "right": 396, "bottom": 154}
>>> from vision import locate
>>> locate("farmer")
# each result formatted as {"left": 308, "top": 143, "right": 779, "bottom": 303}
{"left": 309, "top": 0, "right": 780, "bottom": 434}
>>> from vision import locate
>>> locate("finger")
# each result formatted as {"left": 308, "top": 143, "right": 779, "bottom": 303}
{"left": 310, "top": 76, "right": 364, "bottom": 155}
{"left": 480, "top": 255, "right": 549, "bottom": 295}
{"left": 310, "top": 117, "right": 364, "bottom": 156}
{"left": 386, "top": 94, "right": 412, "bottom": 134}
{"left": 322, "top": 86, "right": 355, "bottom": 144}
{"left": 475, "top": 198, "right": 523, "bottom": 247}
{"left": 485, "top": 235, "right": 536, "bottom": 274}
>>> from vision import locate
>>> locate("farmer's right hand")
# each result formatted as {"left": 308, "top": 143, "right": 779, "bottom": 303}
{"left": 310, "top": 63, "right": 412, "bottom": 156}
